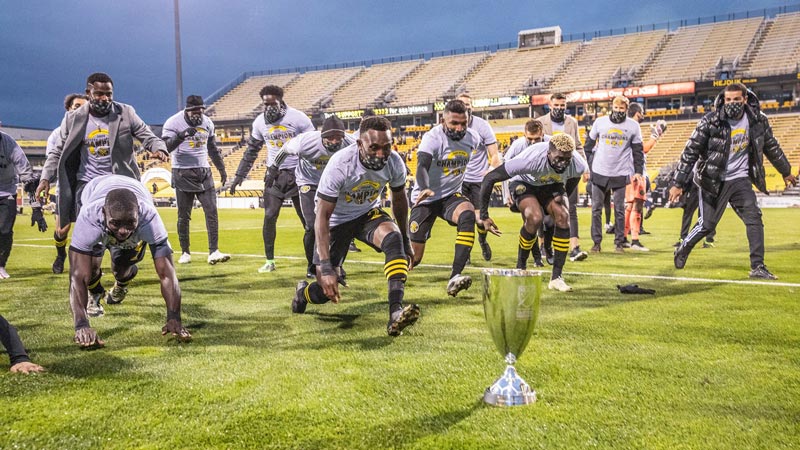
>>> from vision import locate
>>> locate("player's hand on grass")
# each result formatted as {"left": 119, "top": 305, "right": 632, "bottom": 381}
{"left": 162, "top": 319, "right": 192, "bottom": 342}
{"left": 414, "top": 189, "right": 434, "bottom": 206}
{"left": 483, "top": 217, "right": 502, "bottom": 236}
{"left": 74, "top": 327, "right": 105, "bottom": 348}
{"left": 668, "top": 186, "right": 683, "bottom": 204}
{"left": 319, "top": 274, "right": 340, "bottom": 303}
{"left": 10, "top": 361, "right": 45, "bottom": 374}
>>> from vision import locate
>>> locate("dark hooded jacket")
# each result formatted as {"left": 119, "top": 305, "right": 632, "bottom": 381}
{"left": 672, "top": 89, "right": 791, "bottom": 196}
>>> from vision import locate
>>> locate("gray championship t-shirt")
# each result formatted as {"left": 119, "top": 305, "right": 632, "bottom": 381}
{"left": 71, "top": 175, "right": 169, "bottom": 253}
{"left": 316, "top": 144, "right": 406, "bottom": 228}
{"left": 77, "top": 115, "right": 112, "bottom": 182}
{"left": 587, "top": 116, "right": 643, "bottom": 177}
{"left": 250, "top": 107, "right": 314, "bottom": 171}
{"left": 725, "top": 114, "right": 750, "bottom": 181}
{"left": 162, "top": 111, "right": 215, "bottom": 169}
{"left": 463, "top": 115, "right": 498, "bottom": 183}
{"left": 504, "top": 142, "right": 588, "bottom": 186}
{"left": 0, "top": 132, "right": 33, "bottom": 199}
{"left": 410, "top": 125, "right": 481, "bottom": 204}
{"left": 282, "top": 130, "right": 356, "bottom": 187}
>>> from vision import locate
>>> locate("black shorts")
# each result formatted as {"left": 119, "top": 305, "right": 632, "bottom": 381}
{"left": 461, "top": 182, "right": 481, "bottom": 208}
{"left": 314, "top": 208, "right": 394, "bottom": 267}
{"left": 510, "top": 181, "right": 566, "bottom": 211}
{"left": 266, "top": 169, "right": 299, "bottom": 199}
{"left": 74, "top": 239, "right": 172, "bottom": 267}
{"left": 57, "top": 180, "right": 88, "bottom": 218}
{"left": 409, "top": 193, "right": 471, "bottom": 243}
{"left": 173, "top": 167, "right": 214, "bottom": 192}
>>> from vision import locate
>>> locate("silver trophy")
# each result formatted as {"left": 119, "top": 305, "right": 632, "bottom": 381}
{"left": 482, "top": 268, "right": 541, "bottom": 406}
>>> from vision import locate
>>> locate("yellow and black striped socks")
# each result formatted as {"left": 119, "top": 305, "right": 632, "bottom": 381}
{"left": 476, "top": 224, "right": 488, "bottom": 244}
{"left": 87, "top": 270, "right": 105, "bottom": 295}
{"left": 452, "top": 211, "right": 475, "bottom": 278}
{"left": 518, "top": 227, "right": 536, "bottom": 269}
{"left": 54, "top": 232, "right": 68, "bottom": 258}
{"left": 381, "top": 232, "right": 409, "bottom": 312}
{"left": 552, "top": 227, "right": 570, "bottom": 279}
{"left": 303, "top": 281, "right": 330, "bottom": 304}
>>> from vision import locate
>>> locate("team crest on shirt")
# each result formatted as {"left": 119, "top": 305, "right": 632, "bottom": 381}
{"left": 187, "top": 127, "right": 209, "bottom": 149}
{"left": 600, "top": 128, "right": 628, "bottom": 147}
{"left": 300, "top": 185, "right": 311, "bottom": 194}
{"left": 540, "top": 173, "right": 563, "bottom": 184}
{"left": 86, "top": 128, "right": 110, "bottom": 157}
{"left": 266, "top": 125, "right": 293, "bottom": 148}
{"left": 309, "top": 156, "right": 331, "bottom": 170}
{"left": 345, "top": 180, "right": 381, "bottom": 204}
{"left": 438, "top": 150, "right": 470, "bottom": 177}
{"left": 410, "top": 221, "right": 419, "bottom": 233}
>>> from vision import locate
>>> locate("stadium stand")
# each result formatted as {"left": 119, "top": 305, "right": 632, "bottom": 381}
{"left": 739, "top": 12, "right": 800, "bottom": 77}
{"left": 388, "top": 52, "right": 490, "bottom": 105}
{"left": 282, "top": 67, "right": 364, "bottom": 112}
{"left": 329, "top": 60, "right": 423, "bottom": 111}
{"left": 207, "top": 73, "right": 298, "bottom": 121}
{"left": 548, "top": 30, "right": 667, "bottom": 92}
{"left": 637, "top": 18, "right": 763, "bottom": 85}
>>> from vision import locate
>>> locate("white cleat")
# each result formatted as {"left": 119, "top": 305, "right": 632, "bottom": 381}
{"left": 548, "top": 277, "right": 573, "bottom": 292}
{"left": 258, "top": 260, "right": 276, "bottom": 273}
{"left": 207, "top": 250, "right": 231, "bottom": 265}
{"left": 629, "top": 242, "right": 650, "bottom": 252}
{"left": 178, "top": 253, "right": 192, "bottom": 264}
{"left": 446, "top": 274, "right": 472, "bottom": 297}
{"left": 0, "top": 267, "right": 10, "bottom": 279}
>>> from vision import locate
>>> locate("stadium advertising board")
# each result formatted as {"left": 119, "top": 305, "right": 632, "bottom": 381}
{"left": 434, "top": 95, "right": 530, "bottom": 111}
{"left": 695, "top": 73, "right": 798, "bottom": 90}
{"left": 373, "top": 104, "right": 433, "bottom": 116}
{"left": 323, "top": 109, "right": 365, "bottom": 120}
{"left": 530, "top": 82, "right": 695, "bottom": 105}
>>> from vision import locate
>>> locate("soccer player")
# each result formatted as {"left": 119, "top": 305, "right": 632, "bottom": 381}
{"left": 1, "top": 315, "right": 45, "bottom": 374}
{"left": 0, "top": 131, "right": 43, "bottom": 279}
{"left": 503, "top": 120, "right": 547, "bottom": 269}
{"left": 162, "top": 95, "right": 230, "bottom": 265}
{"left": 584, "top": 96, "right": 645, "bottom": 253}
{"left": 623, "top": 103, "right": 667, "bottom": 251}
{"left": 535, "top": 93, "right": 589, "bottom": 262}
{"left": 266, "top": 115, "right": 354, "bottom": 278}
{"left": 670, "top": 83, "right": 796, "bottom": 279}
{"left": 229, "top": 85, "right": 314, "bottom": 273}
{"left": 36, "top": 72, "right": 168, "bottom": 316}
{"left": 291, "top": 116, "right": 420, "bottom": 336}
{"left": 456, "top": 94, "right": 501, "bottom": 261}
{"left": 42, "top": 93, "right": 87, "bottom": 274}
{"left": 68, "top": 175, "right": 191, "bottom": 348}
{"left": 409, "top": 100, "right": 486, "bottom": 297}
{"left": 479, "top": 134, "right": 586, "bottom": 292}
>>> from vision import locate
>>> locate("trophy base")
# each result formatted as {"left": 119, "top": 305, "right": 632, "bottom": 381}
{"left": 483, "top": 365, "right": 536, "bottom": 406}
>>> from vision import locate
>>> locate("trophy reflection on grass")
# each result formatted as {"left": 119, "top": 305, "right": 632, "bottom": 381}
{"left": 482, "top": 269, "right": 541, "bottom": 406}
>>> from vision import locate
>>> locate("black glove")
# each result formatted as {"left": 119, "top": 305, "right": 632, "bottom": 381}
{"left": 219, "top": 170, "right": 228, "bottom": 187}
{"left": 177, "top": 127, "right": 198, "bottom": 140}
{"left": 23, "top": 178, "right": 39, "bottom": 195}
{"left": 31, "top": 204, "right": 47, "bottom": 232}
{"left": 229, "top": 176, "right": 244, "bottom": 195}
{"left": 617, "top": 284, "right": 655, "bottom": 295}
{"left": 264, "top": 166, "right": 279, "bottom": 189}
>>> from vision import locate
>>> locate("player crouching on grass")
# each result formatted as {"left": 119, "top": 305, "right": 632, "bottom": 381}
{"left": 69, "top": 175, "right": 191, "bottom": 348}
{"left": 478, "top": 134, "right": 586, "bottom": 292}
{"left": 291, "top": 116, "right": 420, "bottom": 337}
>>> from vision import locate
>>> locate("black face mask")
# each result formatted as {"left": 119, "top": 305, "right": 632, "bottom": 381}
{"left": 550, "top": 108, "right": 565, "bottom": 122}
{"left": 323, "top": 140, "right": 343, "bottom": 153}
{"left": 610, "top": 111, "right": 626, "bottom": 124}
{"left": 185, "top": 112, "right": 203, "bottom": 127}
{"left": 263, "top": 102, "right": 287, "bottom": 123}
{"left": 90, "top": 99, "right": 112, "bottom": 116}
{"left": 358, "top": 145, "right": 388, "bottom": 171}
{"left": 724, "top": 102, "right": 745, "bottom": 120}
{"left": 444, "top": 126, "right": 467, "bottom": 141}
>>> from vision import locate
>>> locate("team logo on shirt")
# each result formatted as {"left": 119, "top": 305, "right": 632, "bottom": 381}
{"left": 345, "top": 180, "right": 382, "bottom": 205}
{"left": 540, "top": 173, "right": 563, "bottom": 184}
{"left": 438, "top": 150, "right": 470, "bottom": 177}
{"left": 601, "top": 128, "right": 628, "bottom": 148}
{"left": 187, "top": 127, "right": 209, "bottom": 149}
{"left": 300, "top": 185, "right": 312, "bottom": 194}
{"left": 730, "top": 128, "right": 749, "bottom": 153}
{"left": 266, "top": 125, "right": 293, "bottom": 149}
{"left": 515, "top": 184, "right": 526, "bottom": 195}
{"left": 410, "top": 221, "right": 419, "bottom": 233}
{"left": 86, "top": 128, "right": 110, "bottom": 157}
{"left": 309, "top": 156, "right": 331, "bottom": 170}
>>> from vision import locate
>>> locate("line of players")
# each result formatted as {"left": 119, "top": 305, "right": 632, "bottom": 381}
{"left": 0, "top": 74, "right": 796, "bottom": 353}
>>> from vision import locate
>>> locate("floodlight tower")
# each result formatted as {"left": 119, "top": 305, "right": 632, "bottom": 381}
{"left": 174, "top": 0, "right": 184, "bottom": 109}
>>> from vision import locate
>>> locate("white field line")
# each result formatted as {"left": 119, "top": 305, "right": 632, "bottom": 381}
{"left": 15, "top": 244, "right": 800, "bottom": 288}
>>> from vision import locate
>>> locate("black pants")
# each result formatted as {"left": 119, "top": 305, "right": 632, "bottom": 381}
{"left": 568, "top": 187, "right": 579, "bottom": 239}
{"left": 591, "top": 180, "right": 626, "bottom": 246}
{"left": 0, "top": 197, "right": 17, "bottom": 267}
{"left": 686, "top": 178, "right": 763, "bottom": 268}
{"left": 680, "top": 184, "right": 716, "bottom": 242}
{"left": 176, "top": 187, "right": 219, "bottom": 253}
{"left": 263, "top": 193, "right": 304, "bottom": 260}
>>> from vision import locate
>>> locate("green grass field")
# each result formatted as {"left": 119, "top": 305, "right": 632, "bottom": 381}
{"left": 1, "top": 206, "right": 799, "bottom": 449}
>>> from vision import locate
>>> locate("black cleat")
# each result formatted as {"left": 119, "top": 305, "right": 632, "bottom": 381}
{"left": 644, "top": 206, "right": 654, "bottom": 220}
{"left": 387, "top": 304, "right": 420, "bottom": 336}
{"left": 52, "top": 255, "right": 66, "bottom": 274}
{"left": 479, "top": 239, "right": 492, "bottom": 261}
{"left": 674, "top": 245, "right": 690, "bottom": 269}
{"left": 749, "top": 265, "right": 777, "bottom": 280}
{"left": 544, "top": 247, "right": 554, "bottom": 265}
{"left": 348, "top": 241, "right": 361, "bottom": 253}
{"left": 532, "top": 259, "right": 545, "bottom": 268}
{"left": 569, "top": 248, "right": 588, "bottom": 262}
{"left": 292, "top": 281, "right": 309, "bottom": 313}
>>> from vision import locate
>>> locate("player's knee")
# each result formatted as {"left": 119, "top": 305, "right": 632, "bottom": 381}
{"left": 457, "top": 209, "right": 475, "bottom": 231}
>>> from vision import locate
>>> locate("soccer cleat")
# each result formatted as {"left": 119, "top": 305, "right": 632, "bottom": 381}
{"left": 702, "top": 240, "right": 715, "bottom": 249}
{"left": 446, "top": 274, "right": 472, "bottom": 297}
{"left": 348, "top": 241, "right": 361, "bottom": 253}
{"left": 644, "top": 206, "right": 654, "bottom": 220}
{"left": 621, "top": 238, "right": 631, "bottom": 248}
{"left": 544, "top": 247, "right": 554, "bottom": 265}
{"left": 292, "top": 280, "right": 309, "bottom": 313}
{"left": 749, "top": 265, "right": 777, "bottom": 280}
{"left": 605, "top": 223, "right": 615, "bottom": 234}
{"left": 178, "top": 252, "right": 192, "bottom": 264}
{"left": 0, "top": 267, "right": 9, "bottom": 279}
{"left": 639, "top": 228, "right": 651, "bottom": 235}
{"left": 548, "top": 277, "right": 572, "bottom": 292}
{"left": 207, "top": 250, "right": 230, "bottom": 265}
{"left": 106, "top": 282, "right": 128, "bottom": 305}
{"left": 532, "top": 259, "right": 545, "bottom": 268}
{"left": 614, "top": 245, "right": 625, "bottom": 253}
{"left": 630, "top": 240, "right": 649, "bottom": 252}
{"left": 590, "top": 243, "right": 601, "bottom": 253}
{"left": 569, "top": 248, "right": 588, "bottom": 262}
{"left": 87, "top": 291, "right": 105, "bottom": 317}
{"left": 258, "top": 260, "right": 276, "bottom": 273}
{"left": 674, "top": 245, "right": 690, "bottom": 269}
{"left": 479, "top": 240, "right": 492, "bottom": 261}
{"left": 387, "top": 304, "right": 420, "bottom": 336}
{"left": 52, "top": 255, "right": 66, "bottom": 274}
